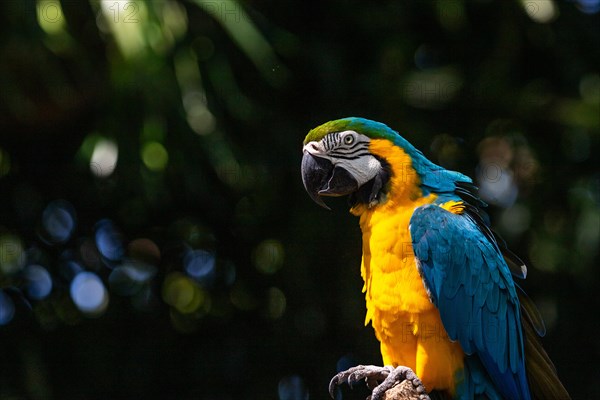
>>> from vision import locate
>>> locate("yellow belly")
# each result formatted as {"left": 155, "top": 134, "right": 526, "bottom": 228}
{"left": 372, "top": 308, "right": 465, "bottom": 393}
{"left": 357, "top": 196, "right": 465, "bottom": 394}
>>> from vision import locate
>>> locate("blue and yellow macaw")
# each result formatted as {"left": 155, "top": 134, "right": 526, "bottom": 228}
{"left": 301, "top": 118, "right": 569, "bottom": 399}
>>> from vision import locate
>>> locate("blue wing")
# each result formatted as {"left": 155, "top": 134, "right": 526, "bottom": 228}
{"left": 410, "top": 204, "right": 530, "bottom": 400}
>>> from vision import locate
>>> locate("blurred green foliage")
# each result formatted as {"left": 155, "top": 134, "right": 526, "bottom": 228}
{"left": 0, "top": 0, "right": 598, "bottom": 399}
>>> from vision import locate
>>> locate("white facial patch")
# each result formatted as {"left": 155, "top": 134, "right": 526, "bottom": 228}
{"left": 336, "top": 153, "right": 381, "bottom": 186}
{"left": 303, "top": 131, "right": 381, "bottom": 187}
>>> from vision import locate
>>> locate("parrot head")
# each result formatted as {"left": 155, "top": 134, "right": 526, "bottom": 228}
{"left": 301, "top": 117, "right": 411, "bottom": 210}
{"left": 301, "top": 117, "right": 470, "bottom": 211}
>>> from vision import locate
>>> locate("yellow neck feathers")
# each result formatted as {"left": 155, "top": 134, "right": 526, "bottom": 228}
{"left": 350, "top": 139, "right": 424, "bottom": 216}
{"left": 352, "top": 139, "right": 437, "bottom": 313}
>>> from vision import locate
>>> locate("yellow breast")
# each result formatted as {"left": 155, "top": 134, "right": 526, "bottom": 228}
{"left": 359, "top": 195, "right": 436, "bottom": 316}
{"left": 354, "top": 138, "right": 437, "bottom": 317}
{"left": 351, "top": 139, "right": 465, "bottom": 394}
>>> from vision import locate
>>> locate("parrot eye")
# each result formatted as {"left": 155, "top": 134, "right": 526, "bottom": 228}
{"left": 343, "top": 134, "right": 355, "bottom": 145}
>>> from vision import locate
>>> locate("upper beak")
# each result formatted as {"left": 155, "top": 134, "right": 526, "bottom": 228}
{"left": 301, "top": 151, "right": 359, "bottom": 210}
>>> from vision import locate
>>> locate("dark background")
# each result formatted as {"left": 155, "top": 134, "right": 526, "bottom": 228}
{"left": 0, "top": 0, "right": 598, "bottom": 399}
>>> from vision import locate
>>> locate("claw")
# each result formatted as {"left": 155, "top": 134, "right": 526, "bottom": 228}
{"left": 329, "top": 365, "right": 430, "bottom": 400}
{"left": 328, "top": 374, "right": 341, "bottom": 398}
{"left": 328, "top": 365, "right": 390, "bottom": 398}
{"left": 370, "top": 366, "right": 430, "bottom": 400}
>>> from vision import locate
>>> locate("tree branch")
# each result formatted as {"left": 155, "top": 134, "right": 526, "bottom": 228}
{"left": 379, "top": 379, "right": 427, "bottom": 400}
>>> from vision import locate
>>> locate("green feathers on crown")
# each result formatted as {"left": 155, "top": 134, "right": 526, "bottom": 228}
{"left": 303, "top": 117, "right": 397, "bottom": 145}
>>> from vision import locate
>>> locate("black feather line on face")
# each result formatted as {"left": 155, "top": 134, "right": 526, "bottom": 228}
{"left": 348, "top": 156, "right": 391, "bottom": 208}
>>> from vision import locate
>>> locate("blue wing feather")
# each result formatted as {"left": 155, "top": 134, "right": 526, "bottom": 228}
{"left": 410, "top": 204, "right": 530, "bottom": 400}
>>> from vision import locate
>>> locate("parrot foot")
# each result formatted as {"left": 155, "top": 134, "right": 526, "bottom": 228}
{"left": 329, "top": 365, "right": 430, "bottom": 400}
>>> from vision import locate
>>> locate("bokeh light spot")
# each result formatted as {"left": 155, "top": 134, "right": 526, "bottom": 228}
{"left": 500, "top": 204, "right": 532, "bottom": 236}
{"left": 127, "top": 238, "right": 161, "bottom": 265}
{"left": 401, "top": 68, "right": 462, "bottom": 109}
{"left": 162, "top": 272, "right": 205, "bottom": 314}
{"left": 187, "top": 106, "right": 216, "bottom": 136}
{"left": 122, "top": 263, "right": 156, "bottom": 282}
{"left": 184, "top": 249, "right": 216, "bottom": 286}
{"left": 264, "top": 287, "right": 286, "bottom": 320}
{"left": 36, "top": 0, "right": 66, "bottom": 35}
{"left": 253, "top": 239, "right": 284, "bottom": 274}
{"left": 575, "top": 0, "right": 600, "bottom": 14}
{"left": 161, "top": 0, "right": 188, "bottom": 40}
{"left": 278, "top": 375, "right": 309, "bottom": 400}
{"left": 70, "top": 271, "right": 109, "bottom": 315}
{"left": 0, "top": 234, "right": 26, "bottom": 275}
{"left": 90, "top": 139, "right": 118, "bottom": 178}
{"left": 95, "top": 219, "right": 124, "bottom": 261}
{"left": 110, "top": 262, "right": 157, "bottom": 296}
{"left": 521, "top": 0, "right": 558, "bottom": 23}
{"left": 579, "top": 73, "right": 600, "bottom": 104}
{"left": 24, "top": 264, "right": 53, "bottom": 300}
{"left": 99, "top": 0, "right": 149, "bottom": 58}
{"left": 141, "top": 141, "right": 169, "bottom": 172}
{"left": 42, "top": 200, "right": 77, "bottom": 243}
{"left": 0, "top": 290, "right": 16, "bottom": 325}
{"left": 476, "top": 164, "right": 518, "bottom": 208}
{"left": 529, "top": 236, "right": 565, "bottom": 272}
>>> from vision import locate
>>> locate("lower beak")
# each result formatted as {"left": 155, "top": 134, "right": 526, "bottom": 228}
{"left": 301, "top": 152, "right": 358, "bottom": 210}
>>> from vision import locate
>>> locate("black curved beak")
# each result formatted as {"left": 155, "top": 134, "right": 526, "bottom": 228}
{"left": 301, "top": 151, "right": 359, "bottom": 210}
